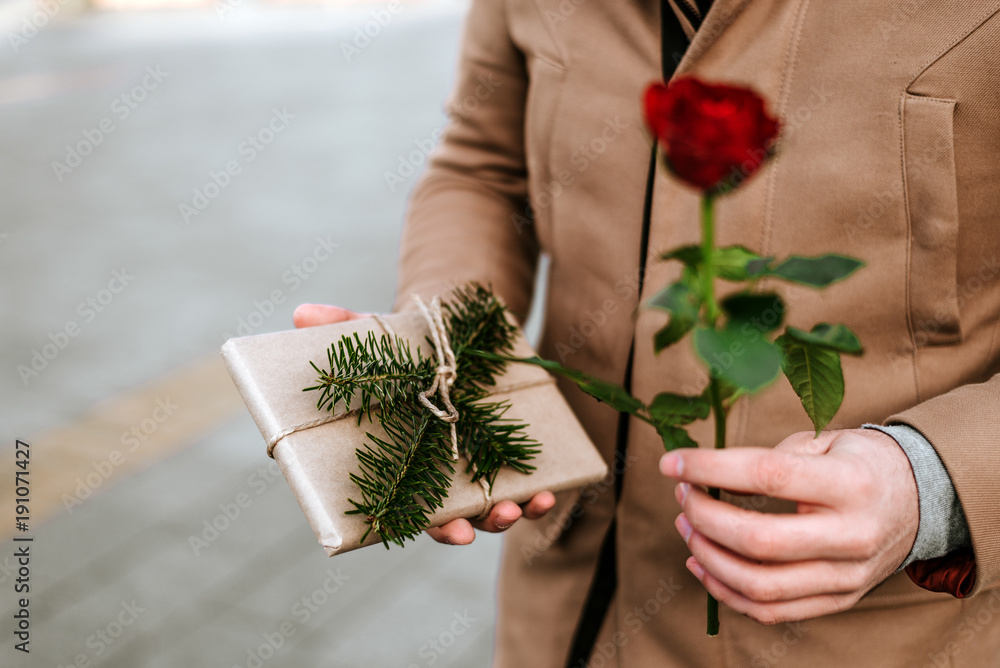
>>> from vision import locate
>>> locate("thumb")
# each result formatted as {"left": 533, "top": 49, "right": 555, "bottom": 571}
{"left": 292, "top": 304, "right": 370, "bottom": 329}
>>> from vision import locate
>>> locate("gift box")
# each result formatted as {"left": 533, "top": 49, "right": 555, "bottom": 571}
{"left": 221, "top": 297, "right": 609, "bottom": 556}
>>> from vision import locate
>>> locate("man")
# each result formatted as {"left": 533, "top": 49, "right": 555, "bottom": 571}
{"left": 296, "top": 1, "right": 1000, "bottom": 665}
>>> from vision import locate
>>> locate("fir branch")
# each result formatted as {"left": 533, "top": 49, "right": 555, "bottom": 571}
{"left": 440, "top": 285, "right": 539, "bottom": 487}
{"left": 443, "top": 283, "right": 519, "bottom": 391}
{"left": 345, "top": 391, "right": 455, "bottom": 548}
{"left": 303, "top": 330, "right": 433, "bottom": 424}
{"left": 303, "top": 282, "right": 540, "bottom": 548}
{"left": 457, "top": 399, "right": 539, "bottom": 490}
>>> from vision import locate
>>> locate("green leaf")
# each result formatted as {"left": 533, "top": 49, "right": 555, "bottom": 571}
{"left": 659, "top": 424, "right": 699, "bottom": 451}
{"left": 714, "top": 246, "right": 771, "bottom": 282}
{"left": 649, "top": 282, "right": 701, "bottom": 352}
{"left": 785, "top": 322, "right": 864, "bottom": 355}
{"left": 693, "top": 326, "right": 781, "bottom": 393}
{"left": 768, "top": 254, "right": 864, "bottom": 288}
{"left": 654, "top": 319, "right": 694, "bottom": 352}
{"left": 783, "top": 323, "right": 863, "bottom": 355}
{"left": 746, "top": 258, "right": 772, "bottom": 277}
{"left": 648, "top": 392, "right": 710, "bottom": 427}
{"left": 680, "top": 265, "right": 701, "bottom": 290}
{"left": 720, "top": 292, "right": 785, "bottom": 334}
{"left": 660, "top": 245, "right": 703, "bottom": 268}
{"left": 649, "top": 281, "right": 698, "bottom": 313}
{"left": 715, "top": 378, "right": 745, "bottom": 405}
{"left": 485, "top": 353, "right": 645, "bottom": 417}
{"left": 776, "top": 334, "right": 845, "bottom": 436}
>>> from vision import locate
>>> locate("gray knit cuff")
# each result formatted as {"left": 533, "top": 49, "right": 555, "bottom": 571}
{"left": 862, "top": 423, "right": 972, "bottom": 572}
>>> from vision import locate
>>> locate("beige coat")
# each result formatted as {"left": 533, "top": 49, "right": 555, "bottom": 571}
{"left": 394, "top": 1, "right": 1000, "bottom": 665}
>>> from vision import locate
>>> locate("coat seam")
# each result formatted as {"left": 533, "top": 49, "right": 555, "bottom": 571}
{"left": 535, "top": 54, "right": 567, "bottom": 72}
{"left": 525, "top": 0, "right": 571, "bottom": 69}
{"left": 988, "top": 311, "right": 1000, "bottom": 367}
{"left": 906, "top": 5, "right": 1000, "bottom": 89}
{"left": 504, "top": 0, "right": 568, "bottom": 71}
{"left": 540, "top": 63, "right": 570, "bottom": 289}
{"left": 903, "top": 94, "right": 958, "bottom": 106}
{"left": 757, "top": 0, "right": 810, "bottom": 258}
{"left": 860, "top": 588, "right": 961, "bottom": 607}
{"left": 898, "top": 92, "right": 922, "bottom": 403}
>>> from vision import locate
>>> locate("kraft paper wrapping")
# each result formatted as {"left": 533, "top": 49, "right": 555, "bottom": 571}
{"left": 221, "top": 309, "right": 609, "bottom": 556}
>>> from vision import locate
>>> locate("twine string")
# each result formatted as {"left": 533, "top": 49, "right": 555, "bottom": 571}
{"left": 413, "top": 295, "right": 461, "bottom": 461}
{"left": 474, "top": 477, "right": 493, "bottom": 521}
{"left": 267, "top": 296, "right": 497, "bottom": 518}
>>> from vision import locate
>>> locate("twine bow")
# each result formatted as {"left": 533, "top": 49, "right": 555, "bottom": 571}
{"left": 395, "top": 295, "right": 492, "bottom": 517}
{"left": 413, "top": 295, "right": 461, "bottom": 461}
{"left": 362, "top": 296, "right": 494, "bottom": 518}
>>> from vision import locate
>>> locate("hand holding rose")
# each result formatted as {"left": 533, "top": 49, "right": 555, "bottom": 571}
{"left": 660, "top": 429, "right": 919, "bottom": 625}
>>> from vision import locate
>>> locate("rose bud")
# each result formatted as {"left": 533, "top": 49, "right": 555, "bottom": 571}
{"left": 643, "top": 77, "right": 780, "bottom": 194}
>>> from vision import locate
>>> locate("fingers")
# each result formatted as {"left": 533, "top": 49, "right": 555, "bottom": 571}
{"left": 471, "top": 492, "right": 555, "bottom": 528}
{"left": 470, "top": 500, "right": 523, "bottom": 532}
{"left": 428, "top": 492, "right": 555, "bottom": 546}
{"left": 428, "top": 501, "right": 522, "bottom": 543}
{"left": 675, "top": 483, "right": 864, "bottom": 562}
{"left": 677, "top": 513, "right": 871, "bottom": 602}
{"left": 686, "top": 556, "right": 860, "bottom": 625}
{"left": 660, "top": 443, "right": 850, "bottom": 505}
{"left": 292, "top": 303, "right": 369, "bottom": 329}
{"left": 426, "top": 519, "right": 476, "bottom": 545}
{"left": 521, "top": 491, "right": 556, "bottom": 519}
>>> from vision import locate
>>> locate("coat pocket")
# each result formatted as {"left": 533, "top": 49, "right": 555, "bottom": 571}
{"left": 901, "top": 93, "right": 962, "bottom": 346}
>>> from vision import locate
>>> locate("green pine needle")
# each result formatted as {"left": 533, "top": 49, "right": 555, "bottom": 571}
{"left": 304, "top": 283, "right": 539, "bottom": 548}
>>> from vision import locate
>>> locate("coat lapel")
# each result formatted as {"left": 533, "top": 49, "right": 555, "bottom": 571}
{"left": 673, "top": 0, "right": 753, "bottom": 78}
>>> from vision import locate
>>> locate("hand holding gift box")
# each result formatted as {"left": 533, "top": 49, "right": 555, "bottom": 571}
{"left": 222, "top": 284, "right": 608, "bottom": 555}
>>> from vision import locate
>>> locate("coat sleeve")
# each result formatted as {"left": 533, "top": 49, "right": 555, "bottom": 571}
{"left": 392, "top": 0, "right": 539, "bottom": 322}
{"left": 887, "top": 375, "right": 1000, "bottom": 597}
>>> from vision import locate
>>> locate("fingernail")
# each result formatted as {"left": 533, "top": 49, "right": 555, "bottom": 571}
{"left": 496, "top": 516, "right": 518, "bottom": 530}
{"left": 676, "top": 514, "right": 693, "bottom": 543}
{"left": 687, "top": 558, "right": 705, "bottom": 580}
{"left": 676, "top": 482, "right": 690, "bottom": 506}
{"left": 444, "top": 537, "right": 456, "bottom": 545}
{"left": 660, "top": 453, "right": 683, "bottom": 477}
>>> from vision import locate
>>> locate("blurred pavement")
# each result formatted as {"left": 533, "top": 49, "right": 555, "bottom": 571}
{"left": 0, "top": 2, "right": 538, "bottom": 665}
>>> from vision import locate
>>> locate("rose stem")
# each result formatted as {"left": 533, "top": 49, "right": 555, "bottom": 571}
{"left": 701, "top": 192, "right": 723, "bottom": 637}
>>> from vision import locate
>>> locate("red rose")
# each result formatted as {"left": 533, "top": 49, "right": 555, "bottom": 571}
{"left": 643, "top": 77, "right": 780, "bottom": 193}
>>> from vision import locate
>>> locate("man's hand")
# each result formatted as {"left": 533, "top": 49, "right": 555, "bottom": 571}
{"left": 293, "top": 302, "right": 556, "bottom": 545}
{"left": 659, "top": 429, "right": 919, "bottom": 625}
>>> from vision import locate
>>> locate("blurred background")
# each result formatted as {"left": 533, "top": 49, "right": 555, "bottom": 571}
{"left": 0, "top": 0, "right": 545, "bottom": 664}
